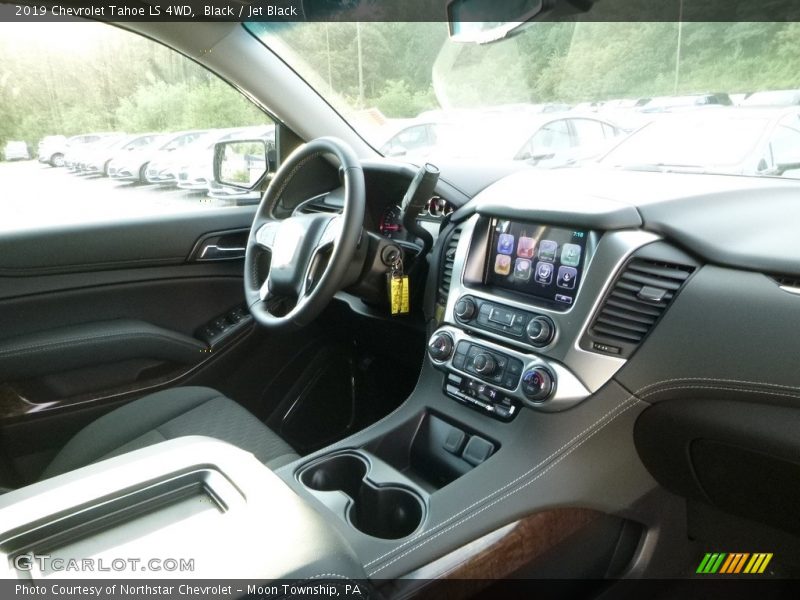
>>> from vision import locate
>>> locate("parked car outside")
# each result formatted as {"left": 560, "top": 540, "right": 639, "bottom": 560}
{"left": 108, "top": 130, "right": 206, "bottom": 183}
{"left": 71, "top": 134, "right": 129, "bottom": 173}
{"left": 596, "top": 106, "right": 800, "bottom": 176}
{"left": 2, "top": 141, "right": 30, "bottom": 161}
{"left": 177, "top": 125, "right": 275, "bottom": 192}
{"left": 507, "top": 113, "right": 628, "bottom": 165}
{"left": 37, "top": 135, "right": 67, "bottom": 166}
{"left": 377, "top": 111, "right": 626, "bottom": 166}
{"left": 145, "top": 128, "right": 232, "bottom": 186}
{"left": 639, "top": 93, "right": 732, "bottom": 112}
{"left": 741, "top": 89, "right": 800, "bottom": 107}
{"left": 63, "top": 133, "right": 119, "bottom": 170}
{"left": 376, "top": 117, "right": 454, "bottom": 158}
{"left": 82, "top": 133, "right": 162, "bottom": 177}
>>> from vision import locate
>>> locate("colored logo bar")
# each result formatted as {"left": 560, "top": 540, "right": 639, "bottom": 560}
{"left": 696, "top": 552, "right": 773, "bottom": 574}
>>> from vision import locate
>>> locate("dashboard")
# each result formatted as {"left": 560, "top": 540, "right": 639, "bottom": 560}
{"left": 378, "top": 196, "right": 455, "bottom": 239}
{"left": 422, "top": 165, "right": 800, "bottom": 425}
{"left": 294, "top": 156, "right": 800, "bottom": 544}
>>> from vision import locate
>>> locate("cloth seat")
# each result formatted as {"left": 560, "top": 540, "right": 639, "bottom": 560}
{"left": 41, "top": 386, "right": 298, "bottom": 479}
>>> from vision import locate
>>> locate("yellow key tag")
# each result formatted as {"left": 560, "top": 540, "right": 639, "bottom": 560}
{"left": 389, "top": 275, "right": 410, "bottom": 315}
{"left": 399, "top": 275, "right": 410, "bottom": 314}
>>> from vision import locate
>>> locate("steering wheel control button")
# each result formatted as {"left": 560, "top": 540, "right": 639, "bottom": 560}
{"left": 521, "top": 367, "right": 556, "bottom": 402}
{"left": 428, "top": 332, "right": 454, "bottom": 362}
{"left": 526, "top": 315, "right": 555, "bottom": 347}
{"left": 455, "top": 296, "right": 477, "bottom": 322}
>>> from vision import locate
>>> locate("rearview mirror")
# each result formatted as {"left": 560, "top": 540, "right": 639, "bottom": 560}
{"left": 447, "top": 0, "right": 551, "bottom": 43}
{"left": 213, "top": 140, "right": 268, "bottom": 190}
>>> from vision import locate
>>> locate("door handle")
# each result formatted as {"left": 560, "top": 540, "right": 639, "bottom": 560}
{"left": 198, "top": 244, "right": 246, "bottom": 260}
{"left": 189, "top": 229, "right": 249, "bottom": 262}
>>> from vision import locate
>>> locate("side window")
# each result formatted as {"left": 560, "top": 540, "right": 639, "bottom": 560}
{"left": 602, "top": 123, "right": 621, "bottom": 139}
{"left": 766, "top": 123, "right": 800, "bottom": 168}
{"left": 528, "top": 120, "right": 572, "bottom": 155}
{"left": 396, "top": 125, "right": 430, "bottom": 151}
{"left": 1, "top": 21, "right": 275, "bottom": 231}
{"left": 571, "top": 119, "right": 608, "bottom": 147}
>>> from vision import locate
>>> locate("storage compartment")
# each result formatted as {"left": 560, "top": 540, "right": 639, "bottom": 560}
{"left": 636, "top": 398, "right": 800, "bottom": 540}
{"left": 0, "top": 437, "right": 367, "bottom": 580}
{"left": 2, "top": 468, "right": 238, "bottom": 573}
{"left": 299, "top": 452, "right": 425, "bottom": 540}
{"left": 364, "top": 411, "right": 499, "bottom": 491}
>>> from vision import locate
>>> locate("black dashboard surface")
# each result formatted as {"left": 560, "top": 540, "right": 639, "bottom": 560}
{"left": 447, "top": 166, "right": 800, "bottom": 278}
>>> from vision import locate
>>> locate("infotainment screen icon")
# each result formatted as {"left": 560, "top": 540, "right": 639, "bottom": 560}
{"left": 484, "top": 219, "right": 588, "bottom": 310}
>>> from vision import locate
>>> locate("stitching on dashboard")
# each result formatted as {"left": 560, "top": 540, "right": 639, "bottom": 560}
{"left": 631, "top": 376, "right": 800, "bottom": 396}
{"left": 640, "top": 384, "right": 800, "bottom": 402}
{"left": 364, "top": 392, "right": 641, "bottom": 569}
{"left": 367, "top": 394, "right": 642, "bottom": 575}
{"left": 364, "top": 374, "right": 800, "bottom": 572}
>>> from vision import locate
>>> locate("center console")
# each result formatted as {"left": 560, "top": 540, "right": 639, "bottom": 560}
{"left": 0, "top": 437, "right": 366, "bottom": 581}
{"left": 427, "top": 214, "right": 653, "bottom": 417}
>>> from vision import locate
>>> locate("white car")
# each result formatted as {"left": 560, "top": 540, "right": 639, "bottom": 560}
{"left": 2, "top": 141, "right": 29, "bottom": 161}
{"left": 176, "top": 126, "right": 275, "bottom": 191}
{"left": 108, "top": 131, "right": 205, "bottom": 183}
{"left": 37, "top": 135, "right": 67, "bottom": 166}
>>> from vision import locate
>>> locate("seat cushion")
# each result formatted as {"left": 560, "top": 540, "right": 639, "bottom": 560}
{"left": 41, "top": 386, "right": 298, "bottom": 479}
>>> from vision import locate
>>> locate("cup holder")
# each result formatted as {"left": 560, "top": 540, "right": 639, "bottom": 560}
{"left": 299, "top": 453, "right": 424, "bottom": 540}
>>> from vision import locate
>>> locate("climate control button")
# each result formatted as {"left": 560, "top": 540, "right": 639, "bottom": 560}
{"left": 428, "top": 332, "right": 454, "bottom": 362}
{"left": 521, "top": 367, "right": 555, "bottom": 402}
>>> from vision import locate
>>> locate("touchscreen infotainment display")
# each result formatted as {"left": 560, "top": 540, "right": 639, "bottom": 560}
{"left": 485, "top": 219, "right": 588, "bottom": 308}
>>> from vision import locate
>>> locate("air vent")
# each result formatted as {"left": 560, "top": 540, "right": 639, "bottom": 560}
{"left": 586, "top": 258, "right": 694, "bottom": 356}
{"left": 438, "top": 224, "right": 463, "bottom": 303}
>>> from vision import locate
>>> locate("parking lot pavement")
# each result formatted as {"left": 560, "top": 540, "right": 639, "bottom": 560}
{"left": 0, "top": 160, "right": 236, "bottom": 233}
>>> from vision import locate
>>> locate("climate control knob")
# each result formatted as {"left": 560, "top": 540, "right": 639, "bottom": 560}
{"left": 455, "top": 297, "right": 477, "bottom": 322}
{"left": 526, "top": 316, "right": 555, "bottom": 347}
{"left": 521, "top": 367, "right": 555, "bottom": 402}
{"left": 473, "top": 353, "right": 497, "bottom": 376}
{"left": 428, "top": 332, "right": 454, "bottom": 362}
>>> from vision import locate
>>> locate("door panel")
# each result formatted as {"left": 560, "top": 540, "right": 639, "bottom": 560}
{"left": 0, "top": 207, "right": 256, "bottom": 276}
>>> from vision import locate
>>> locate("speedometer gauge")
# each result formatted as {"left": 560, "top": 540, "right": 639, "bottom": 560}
{"left": 379, "top": 205, "right": 403, "bottom": 238}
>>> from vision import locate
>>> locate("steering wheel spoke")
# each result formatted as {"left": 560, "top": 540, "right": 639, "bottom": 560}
{"left": 317, "top": 214, "right": 343, "bottom": 249}
{"left": 254, "top": 220, "right": 280, "bottom": 252}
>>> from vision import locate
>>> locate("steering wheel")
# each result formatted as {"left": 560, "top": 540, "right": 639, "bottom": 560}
{"left": 244, "top": 137, "right": 365, "bottom": 331}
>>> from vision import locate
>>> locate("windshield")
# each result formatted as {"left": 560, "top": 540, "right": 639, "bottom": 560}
{"left": 249, "top": 21, "right": 800, "bottom": 179}
{"left": 598, "top": 113, "right": 773, "bottom": 170}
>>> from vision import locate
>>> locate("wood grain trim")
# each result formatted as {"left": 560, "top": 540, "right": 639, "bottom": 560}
{"left": 380, "top": 508, "right": 601, "bottom": 599}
